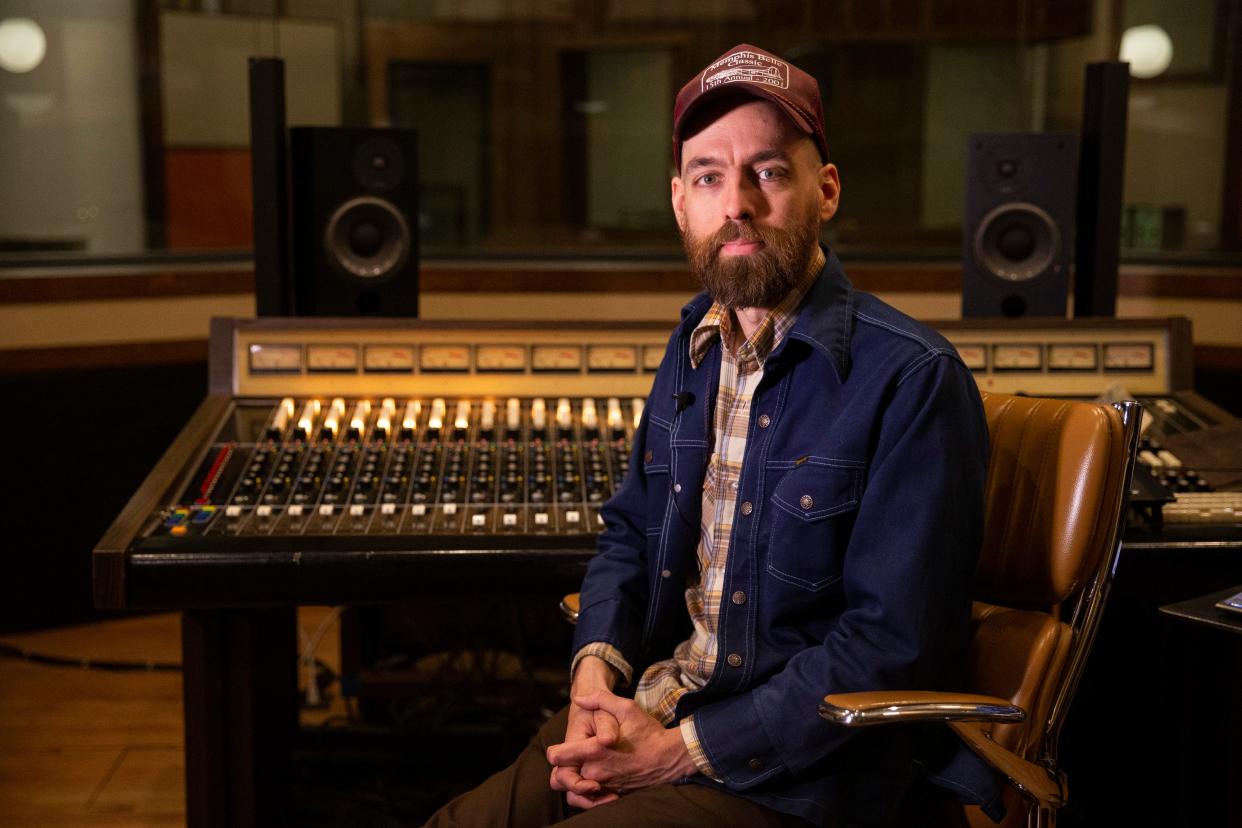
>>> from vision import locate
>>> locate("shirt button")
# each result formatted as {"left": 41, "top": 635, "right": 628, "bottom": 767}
{"left": 731, "top": 590, "right": 746, "bottom": 605}
{"left": 644, "top": 450, "right": 653, "bottom": 463}
{"left": 740, "top": 501, "right": 753, "bottom": 516}
{"left": 727, "top": 653, "right": 743, "bottom": 667}
{"left": 800, "top": 494, "right": 814, "bottom": 510}
{"left": 661, "top": 569, "right": 671, "bottom": 578}
{"left": 673, "top": 483, "right": 682, "bottom": 492}
{"left": 757, "top": 414, "right": 771, "bottom": 428}
{"left": 748, "top": 757, "right": 764, "bottom": 771}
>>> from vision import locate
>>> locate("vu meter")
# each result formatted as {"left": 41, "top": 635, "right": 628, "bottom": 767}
{"left": 420, "top": 345, "right": 471, "bottom": 372}
{"left": 955, "top": 344, "right": 987, "bottom": 371}
{"left": 586, "top": 345, "right": 637, "bottom": 372}
{"left": 248, "top": 343, "right": 302, "bottom": 373}
{"left": 476, "top": 345, "right": 527, "bottom": 372}
{"left": 363, "top": 344, "right": 416, "bottom": 372}
{"left": 992, "top": 344, "right": 1043, "bottom": 371}
{"left": 306, "top": 344, "right": 359, "bottom": 372}
{"left": 532, "top": 345, "right": 583, "bottom": 372}
{"left": 1048, "top": 344, "right": 1098, "bottom": 371}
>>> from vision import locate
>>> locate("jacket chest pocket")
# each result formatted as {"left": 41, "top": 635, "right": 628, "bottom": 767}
{"left": 642, "top": 423, "right": 672, "bottom": 534}
{"left": 766, "top": 460, "right": 864, "bottom": 591}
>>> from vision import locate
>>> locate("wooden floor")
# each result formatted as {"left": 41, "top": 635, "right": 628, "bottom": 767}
{"left": 0, "top": 609, "right": 342, "bottom": 828}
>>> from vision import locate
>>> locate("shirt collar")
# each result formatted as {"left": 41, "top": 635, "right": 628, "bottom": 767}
{"left": 678, "top": 246, "right": 855, "bottom": 383}
{"left": 688, "top": 247, "right": 823, "bottom": 370}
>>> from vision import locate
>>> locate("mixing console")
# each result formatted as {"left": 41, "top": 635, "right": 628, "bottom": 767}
{"left": 156, "top": 395, "right": 643, "bottom": 541}
{"left": 94, "top": 315, "right": 1240, "bottom": 612}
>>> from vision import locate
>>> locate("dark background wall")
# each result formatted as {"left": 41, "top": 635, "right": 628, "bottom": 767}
{"left": 0, "top": 361, "right": 206, "bottom": 632}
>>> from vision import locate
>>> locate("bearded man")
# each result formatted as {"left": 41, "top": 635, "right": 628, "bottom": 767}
{"left": 421, "top": 43, "right": 1001, "bottom": 828}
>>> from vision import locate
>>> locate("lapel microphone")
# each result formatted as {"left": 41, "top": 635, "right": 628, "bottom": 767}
{"left": 674, "top": 392, "right": 696, "bottom": 413}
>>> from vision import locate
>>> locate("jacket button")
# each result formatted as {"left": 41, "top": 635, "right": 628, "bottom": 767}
{"left": 748, "top": 757, "right": 764, "bottom": 771}
{"left": 673, "top": 483, "right": 682, "bottom": 492}
{"left": 800, "top": 494, "right": 814, "bottom": 510}
{"left": 726, "top": 653, "right": 742, "bottom": 667}
{"left": 757, "top": 414, "right": 771, "bottom": 428}
{"left": 731, "top": 590, "right": 746, "bottom": 605}
{"left": 644, "top": 450, "right": 653, "bottom": 464}
{"left": 661, "top": 569, "right": 671, "bottom": 578}
{"left": 740, "top": 501, "right": 753, "bottom": 516}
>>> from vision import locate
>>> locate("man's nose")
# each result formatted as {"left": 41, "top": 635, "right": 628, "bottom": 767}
{"left": 723, "top": 175, "right": 760, "bottom": 221}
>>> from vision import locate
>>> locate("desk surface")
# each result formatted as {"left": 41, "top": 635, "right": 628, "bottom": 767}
{"left": 1159, "top": 585, "right": 1242, "bottom": 636}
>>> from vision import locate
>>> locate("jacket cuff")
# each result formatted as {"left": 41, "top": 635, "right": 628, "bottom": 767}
{"left": 678, "top": 715, "right": 722, "bottom": 781}
{"left": 692, "top": 690, "right": 788, "bottom": 789}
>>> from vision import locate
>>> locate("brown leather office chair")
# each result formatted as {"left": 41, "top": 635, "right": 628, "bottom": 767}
{"left": 562, "top": 392, "right": 1142, "bottom": 828}
{"left": 820, "top": 392, "right": 1142, "bottom": 827}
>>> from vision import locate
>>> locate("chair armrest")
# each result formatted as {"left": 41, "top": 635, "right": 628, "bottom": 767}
{"left": 819, "top": 693, "right": 1065, "bottom": 809}
{"left": 560, "top": 593, "right": 580, "bottom": 625}
{"left": 818, "top": 691, "right": 1025, "bottom": 726}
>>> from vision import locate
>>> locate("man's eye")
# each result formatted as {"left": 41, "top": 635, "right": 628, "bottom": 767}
{"left": 758, "top": 168, "right": 785, "bottom": 181}
{"left": 697, "top": 173, "right": 719, "bottom": 186}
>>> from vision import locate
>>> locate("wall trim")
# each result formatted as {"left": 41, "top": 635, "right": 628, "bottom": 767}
{"left": 2, "top": 260, "right": 1239, "bottom": 304}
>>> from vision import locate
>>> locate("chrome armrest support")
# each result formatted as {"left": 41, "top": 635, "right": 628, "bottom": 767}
{"left": 819, "top": 691, "right": 1026, "bottom": 727}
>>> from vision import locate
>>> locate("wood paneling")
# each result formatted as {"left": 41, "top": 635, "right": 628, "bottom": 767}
{"left": 164, "top": 149, "right": 253, "bottom": 249}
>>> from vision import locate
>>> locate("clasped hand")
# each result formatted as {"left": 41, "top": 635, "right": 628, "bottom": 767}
{"left": 546, "top": 690, "right": 698, "bottom": 810}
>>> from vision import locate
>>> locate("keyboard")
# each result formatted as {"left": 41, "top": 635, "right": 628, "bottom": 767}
{"left": 1161, "top": 492, "right": 1242, "bottom": 525}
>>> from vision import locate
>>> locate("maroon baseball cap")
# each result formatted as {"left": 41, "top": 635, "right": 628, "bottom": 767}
{"left": 672, "top": 43, "right": 828, "bottom": 170}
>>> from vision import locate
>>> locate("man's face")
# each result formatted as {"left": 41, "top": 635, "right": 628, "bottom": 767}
{"left": 671, "top": 99, "right": 840, "bottom": 310}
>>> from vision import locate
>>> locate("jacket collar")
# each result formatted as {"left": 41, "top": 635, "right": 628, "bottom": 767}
{"left": 677, "top": 245, "right": 854, "bottom": 383}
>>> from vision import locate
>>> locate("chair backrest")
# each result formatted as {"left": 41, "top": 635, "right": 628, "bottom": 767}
{"left": 964, "top": 392, "right": 1140, "bottom": 822}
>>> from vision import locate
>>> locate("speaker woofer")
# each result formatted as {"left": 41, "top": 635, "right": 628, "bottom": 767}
{"left": 972, "top": 202, "right": 1060, "bottom": 283}
{"left": 323, "top": 196, "right": 411, "bottom": 281}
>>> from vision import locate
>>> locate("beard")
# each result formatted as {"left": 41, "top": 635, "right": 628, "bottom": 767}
{"left": 681, "top": 206, "right": 821, "bottom": 310}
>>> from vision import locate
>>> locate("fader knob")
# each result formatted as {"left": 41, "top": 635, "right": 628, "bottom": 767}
{"left": 375, "top": 398, "right": 397, "bottom": 438}
{"left": 506, "top": 398, "right": 521, "bottom": 436}
{"left": 531, "top": 398, "right": 547, "bottom": 433}
{"left": 607, "top": 397, "right": 624, "bottom": 438}
{"left": 427, "top": 398, "right": 447, "bottom": 436}
{"left": 581, "top": 398, "right": 599, "bottom": 436}
{"left": 321, "top": 398, "right": 346, "bottom": 440}
{"left": 401, "top": 400, "right": 421, "bottom": 440}
{"left": 454, "top": 400, "right": 471, "bottom": 439}
{"left": 481, "top": 400, "right": 497, "bottom": 437}
{"left": 269, "top": 397, "right": 295, "bottom": 439}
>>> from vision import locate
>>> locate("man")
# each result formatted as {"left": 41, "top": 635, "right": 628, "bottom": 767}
{"left": 423, "top": 43, "right": 1000, "bottom": 827}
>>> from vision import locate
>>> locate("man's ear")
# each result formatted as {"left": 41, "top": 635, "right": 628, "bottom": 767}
{"left": 818, "top": 163, "right": 841, "bottom": 222}
{"left": 671, "top": 176, "right": 687, "bottom": 232}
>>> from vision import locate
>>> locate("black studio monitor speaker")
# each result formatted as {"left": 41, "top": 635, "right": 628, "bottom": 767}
{"left": 290, "top": 127, "right": 419, "bottom": 316}
{"left": 962, "top": 133, "right": 1077, "bottom": 319}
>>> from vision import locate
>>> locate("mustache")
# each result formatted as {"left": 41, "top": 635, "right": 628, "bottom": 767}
{"left": 710, "top": 221, "right": 773, "bottom": 247}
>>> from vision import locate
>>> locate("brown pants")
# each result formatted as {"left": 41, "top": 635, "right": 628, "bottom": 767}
{"left": 421, "top": 706, "right": 813, "bottom": 827}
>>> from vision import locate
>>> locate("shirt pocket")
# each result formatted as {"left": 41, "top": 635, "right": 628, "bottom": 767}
{"left": 766, "top": 459, "right": 864, "bottom": 592}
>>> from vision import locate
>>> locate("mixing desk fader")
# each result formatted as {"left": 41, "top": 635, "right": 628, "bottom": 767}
{"left": 94, "top": 318, "right": 672, "bottom": 610}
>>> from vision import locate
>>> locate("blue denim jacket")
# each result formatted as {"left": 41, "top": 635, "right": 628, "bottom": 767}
{"left": 572, "top": 250, "right": 1003, "bottom": 826}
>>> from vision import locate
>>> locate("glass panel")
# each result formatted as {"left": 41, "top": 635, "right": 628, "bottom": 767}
{"left": 0, "top": 0, "right": 1237, "bottom": 266}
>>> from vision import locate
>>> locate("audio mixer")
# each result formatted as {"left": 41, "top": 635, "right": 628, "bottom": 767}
{"left": 95, "top": 315, "right": 1240, "bottom": 611}
{"left": 94, "top": 318, "right": 671, "bottom": 610}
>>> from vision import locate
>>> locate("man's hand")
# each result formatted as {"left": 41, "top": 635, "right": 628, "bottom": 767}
{"left": 547, "top": 690, "right": 699, "bottom": 801}
{"left": 549, "top": 656, "right": 623, "bottom": 809}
